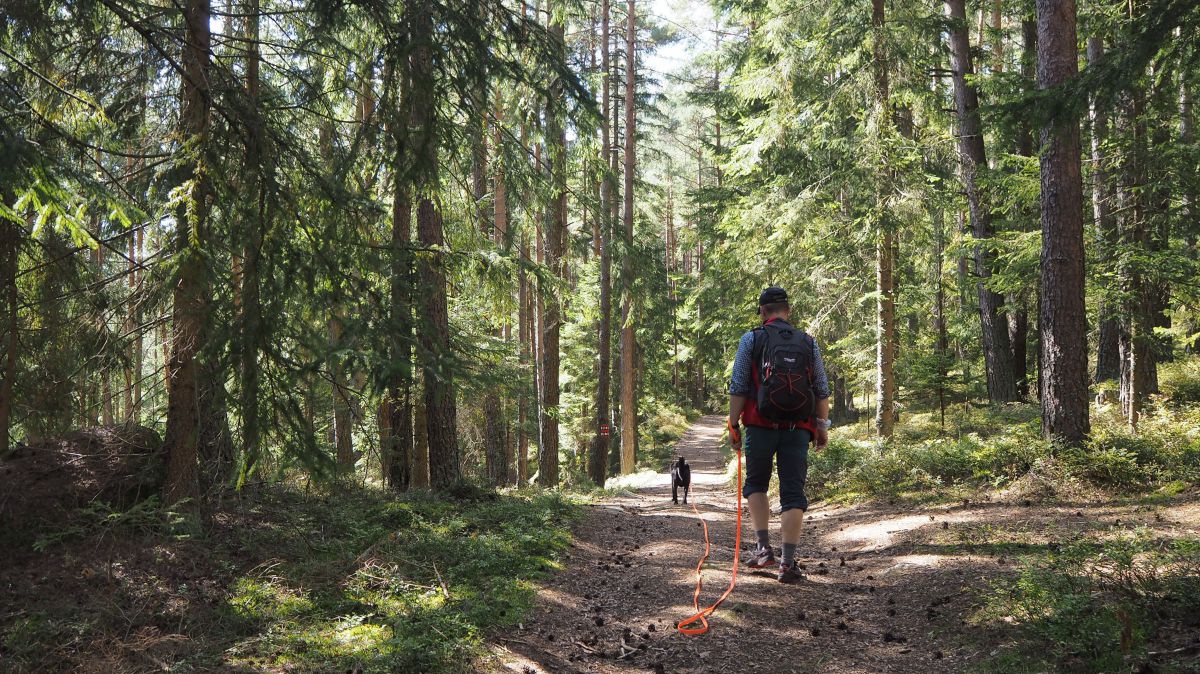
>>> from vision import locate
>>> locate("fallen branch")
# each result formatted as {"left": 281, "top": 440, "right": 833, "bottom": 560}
{"left": 432, "top": 560, "right": 450, "bottom": 598}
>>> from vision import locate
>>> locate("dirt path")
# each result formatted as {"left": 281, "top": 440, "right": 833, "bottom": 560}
{"left": 486, "top": 415, "right": 1197, "bottom": 673}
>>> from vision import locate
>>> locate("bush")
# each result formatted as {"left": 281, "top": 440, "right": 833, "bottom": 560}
{"left": 637, "top": 403, "right": 693, "bottom": 470}
{"left": 976, "top": 532, "right": 1200, "bottom": 673}
{"left": 1160, "top": 357, "right": 1200, "bottom": 406}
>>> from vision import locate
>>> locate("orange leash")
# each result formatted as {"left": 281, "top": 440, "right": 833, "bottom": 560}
{"left": 676, "top": 422, "right": 743, "bottom": 636}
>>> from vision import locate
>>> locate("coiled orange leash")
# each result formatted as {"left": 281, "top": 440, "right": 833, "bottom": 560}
{"left": 676, "top": 420, "right": 744, "bottom": 636}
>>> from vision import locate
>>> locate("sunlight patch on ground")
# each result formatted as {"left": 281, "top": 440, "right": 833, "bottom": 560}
{"left": 491, "top": 647, "right": 554, "bottom": 674}
{"left": 605, "top": 465, "right": 730, "bottom": 490}
{"left": 828, "top": 512, "right": 987, "bottom": 549}
{"left": 880, "top": 554, "right": 950, "bottom": 573}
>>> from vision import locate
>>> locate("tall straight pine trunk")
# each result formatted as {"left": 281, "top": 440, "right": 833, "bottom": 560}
{"left": 0, "top": 198, "right": 17, "bottom": 454}
{"left": 474, "top": 91, "right": 505, "bottom": 486}
{"left": 1008, "top": 16, "right": 1038, "bottom": 398}
{"left": 239, "top": 0, "right": 267, "bottom": 479}
{"left": 618, "top": 0, "right": 638, "bottom": 472}
{"left": 410, "top": 0, "right": 459, "bottom": 487}
{"left": 945, "top": 0, "right": 1018, "bottom": 403}
{"left": 1036, "top": 0, "right": 1089, "bottom": 444}
{"left": 538, "top": 13, "right": 567, "bottom": 487}
{"left": 163, "top": 0, "right": 212, "bottom": 508}
{"left": 1089, "top": 37, "right": 1120, "bottom": 383}
{"left": 589, "top": 0, "right": 614, "bottom": 488}
{"left": 871, "top": 0, "right": 895, "bottom": 437}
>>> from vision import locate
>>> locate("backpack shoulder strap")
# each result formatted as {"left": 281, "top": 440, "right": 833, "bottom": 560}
{"left": 750, "top": 326, "right": 767, "bottom": 364}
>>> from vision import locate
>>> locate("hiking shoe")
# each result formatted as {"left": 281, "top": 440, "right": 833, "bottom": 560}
{"left": 778, "top": 560, "right": 805, "bottom": 584}
{"left": 747, "top": 545, "right": 777, "bottom": 569}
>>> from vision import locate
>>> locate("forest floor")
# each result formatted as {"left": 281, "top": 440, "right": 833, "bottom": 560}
{"left": 487, "top": 414, "right": 1200, "bottom": 674}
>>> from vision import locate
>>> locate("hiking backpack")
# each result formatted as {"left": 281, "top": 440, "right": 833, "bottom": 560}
{"left": 752, "top": 322, "right": 816, "bottom": 424}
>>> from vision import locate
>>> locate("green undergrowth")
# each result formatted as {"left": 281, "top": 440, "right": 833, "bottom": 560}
{"left": 219, "top": 485, "right": 579, "bottom": 672}
{"left": 972, "top": 531, "right": 1200, "bottom": 673}
{"left": 1, "top": 483, "right": 580, "bottom": 673}
{"left": 637, "top": 403, "right": 696, "bottom": 472}
{"left": 803, "top": 361, "right": 1200, "bottom": 504}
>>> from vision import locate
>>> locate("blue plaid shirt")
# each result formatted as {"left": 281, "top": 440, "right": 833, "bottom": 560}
{"left": 729, "top": 323, "right": 831, "bottom": 399}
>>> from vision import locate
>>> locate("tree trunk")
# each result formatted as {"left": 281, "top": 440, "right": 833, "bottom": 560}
{"left": 124, "top": 222, "right": 138, "bottom": 422}
{"left": 387, "top": 180, "right": 414, "bottom": 490}
{"left": 0, "top": 211, "right": 18, "bottom": 454}
{"left": 1008, "top": 296, "right": 1029, "bottom": 396}
{"left": 1007, "top": 16, "right": 1037, "bottom": 398}
{"left": 132, "top": 225, "right": 145, "bottom": 423}
{"left": 588, "top": 0, "right": 613, "bottom": 488}
{"left": 1088, "top": 38, "right": 1120, "bottom": 383}
{"left": 946, "top": 0, "right": 1018, "bottom": 403}
{"left": 474, "top": 95, "right": 506, "bottom": 487}
{"left": 411, "top": 0, "right": 459, "bottom": 488}
{"left": 1182, "top": 79, "right": 1198, "bottom": 349}
{"left": 330, "top": 302, "right": 354, "bottom": 471}
{"left": 933, "top": 206, "right": 949, "bottom": 429}
{"left": 95, "top": 239, "right": 115, "bottom": 426}
{"left": 538, "top": 15, "right": 567, "bottom": 488}
{"left": 163, "top": 0, "right": 212, "bottom": 509}
{"left": 518, "top": 246, "right": 531, "bottom": 484}
{"left": 1036, "top": 0, "right": 1089, "bottom": 444}
{"left": 872, "top": 0, "right": 895, "bottom": 437}
{"left": 412, "top": 370, "right": 430, "bottom": 487}
{"left": 495, "top": 102, "right": 515, "bottom": 484}
{"left": 238, "top": 0, "right": 266, "bottom": 482}
{"left": 619, "top": 0, "right": 638, "bottom": 472}
{"left": 1146, "top": 68, "right": 1174, "bottom": 388}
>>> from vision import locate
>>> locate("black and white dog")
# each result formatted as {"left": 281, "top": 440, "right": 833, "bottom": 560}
{"left": 671, "top": 456, "right": 692, "bottom": 504}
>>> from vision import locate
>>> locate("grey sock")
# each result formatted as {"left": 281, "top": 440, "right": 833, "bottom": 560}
{"left": 756, "top": 529, "right": 771, "bottom": 550}
{"left": 782, "top": 543, "right": 798, "bottom": 567}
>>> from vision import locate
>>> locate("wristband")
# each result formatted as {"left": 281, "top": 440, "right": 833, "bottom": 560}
{"left": 727, "top": 419, "right": 741, "bottom": 446}
{"left": 816, "top": 418, "right": 832, "bottom": 431}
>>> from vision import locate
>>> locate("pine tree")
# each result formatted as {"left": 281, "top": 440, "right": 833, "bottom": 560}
{"left": 1036, "top": 0, "right": 1089, "bottom": 444}
{"left": 945, "top": 0, "right": 1018, "bottom": 404}
{"left": 618, "top": 0, "right": 638, "bottom": 472}
{"left": 163, "top": 0, "right": 213, "bottom": 509}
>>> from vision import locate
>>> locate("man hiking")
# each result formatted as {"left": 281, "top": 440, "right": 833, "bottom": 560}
{"left": 728, "top": 286, "right": 831, "bottom": 583}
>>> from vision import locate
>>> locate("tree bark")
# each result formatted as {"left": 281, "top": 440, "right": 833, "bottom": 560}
{"left": 538, "top": 14, "right": 567, "bottom": 488}
{"left": 1183, "top": 81, "right": 1198, "bottom": 262}
{"left": 1036, "top": 0, "right": 1089, "bottom": 444}
{"left": 872, "top": 0, "right": 895, "bottom": 437}
{"left": 163, "top": 0, "right": 212, "bottom": 509}
{"left": 331, "top": 302, "right": 354, "bottom": 471}
{"left": 619, "top": 0, "right": 638, "bottom": 472}
{"left": 238, "top": 0, "right": 266, "bottom": 482}
{"left": 473, "top": 93, "right": 506, "bottom": 487}
{"left": 946, "top": 0, "right": 1018, "bottom": 403}
{"left": 0, "top": 210, "right": 18, "bottom": 454}
{"left": 1088, "top": 38, "right": 1120, "bottom": 383}
{"left": 410, "top": 0, "right": 459, "bottom": 488}
{"left": 933, "top": 206, "right": 949, "bottom": 428}
{"left": 387, "top": 180, "right": 414, "bottom": 490}
{"left": 1146, "top": 67, "right": 1174, "bottom": 388}
{"left": 588, "top": 0, "right": 613, "bottom": 488}
{"left": 412, "top": 370, "right": 430, "bottom": 487}
{"left": 493, "top": 100, "right": 514, "bottom": 485}
{"left": 517, "top": 243, "right": 531, "bottom": 484}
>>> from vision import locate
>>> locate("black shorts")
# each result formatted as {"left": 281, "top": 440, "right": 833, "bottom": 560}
{"left": 741, "top": 425, "right": 810, "bottom": 512}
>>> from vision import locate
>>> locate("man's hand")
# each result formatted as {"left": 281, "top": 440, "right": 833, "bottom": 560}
{"left": 814, "top": 427, "right": 829, "bottom": 451}
{"left": 728, "top": 417, "right": 742, "bottom": 450}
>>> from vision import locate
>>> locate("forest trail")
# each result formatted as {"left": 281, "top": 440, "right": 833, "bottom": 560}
{"left": 489, "top": 415, "right": 981, "bottom": 673}
{"left": 486, "top": 416, "right": 1200, "bottom": 673}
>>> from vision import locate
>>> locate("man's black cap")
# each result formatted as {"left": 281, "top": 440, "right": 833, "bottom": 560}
{"left": 759, "top": 286, "right": 788, "bottom": 306}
